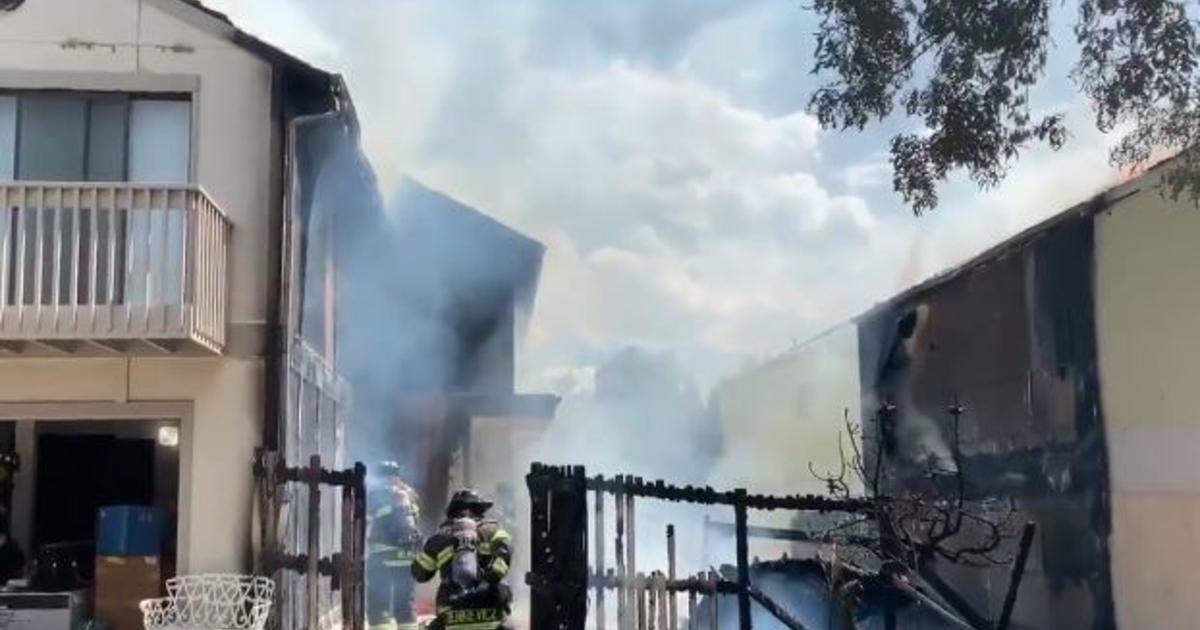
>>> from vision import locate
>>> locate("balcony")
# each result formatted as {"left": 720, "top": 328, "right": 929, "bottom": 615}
{"left": 0, "top": 183, "right": 230, "bottom": 356}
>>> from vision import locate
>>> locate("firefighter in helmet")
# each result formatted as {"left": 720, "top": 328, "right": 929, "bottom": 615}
{"left": 411, "top": 489, "right": 513, "bottom": 630}
{"left": 367, "top": 461, "right": 423, "bottom": 630}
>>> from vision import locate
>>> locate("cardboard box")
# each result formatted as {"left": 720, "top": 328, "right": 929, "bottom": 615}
{"left": 94, "top": 555, "right": 162, "bottom": 630}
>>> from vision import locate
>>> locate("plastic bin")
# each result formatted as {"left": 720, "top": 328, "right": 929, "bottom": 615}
{"left": 96, "top": 506, "right": 165, "bottom": 557}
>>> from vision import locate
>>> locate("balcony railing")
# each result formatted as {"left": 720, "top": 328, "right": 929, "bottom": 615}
{"left": 0, "top": 183, "right": 230, "bottom": 355}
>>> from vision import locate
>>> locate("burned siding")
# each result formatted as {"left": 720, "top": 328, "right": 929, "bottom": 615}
{"left": 856, "top": 214, "right": 1114, "bottom": 629}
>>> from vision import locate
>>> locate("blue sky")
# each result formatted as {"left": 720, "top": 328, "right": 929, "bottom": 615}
{"left": 209, "top": 0, "right": 1128, "bottom": 392}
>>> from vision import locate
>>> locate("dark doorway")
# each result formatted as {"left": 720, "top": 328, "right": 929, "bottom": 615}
{"left": 33, "top": 434, "right": 155, "bottom": 547}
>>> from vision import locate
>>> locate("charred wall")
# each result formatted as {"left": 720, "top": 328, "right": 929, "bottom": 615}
{"left": 856, "top": 214, "right": 1114, "bottom": 629}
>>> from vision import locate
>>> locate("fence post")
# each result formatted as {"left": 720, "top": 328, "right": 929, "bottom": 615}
{"left": 615, "top": 478, "right": 626, "bottom": 630}
{"left": 527, "top": 464, "right": 589, "bottom": 630}
{"left": 595, "top": 483, "right": 606, "bottom": 630}
{"left": 353, "top": 462, "right": 367, "bottom": 630}
{"left": 527, "top": 464, "right": 554, "bottom": 630}
{"left": 687, "top": 586, "right": 696, "bottom": 630}
{"left": 307, "top": 455, "right": 321, "bottom": 629}
{"left": 734, "top": 489, "right": 751, "bottom": 630}
{"left": 666, "top": 525, "right": 677, "bottom": 630}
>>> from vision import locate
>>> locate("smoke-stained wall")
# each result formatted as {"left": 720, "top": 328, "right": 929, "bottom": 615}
{"left": 855, "top": 213, "right": 1114, "bottom": 629}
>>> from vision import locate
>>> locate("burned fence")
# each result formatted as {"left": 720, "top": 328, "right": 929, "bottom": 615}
{"left": 525, "top": 463, "right": 875, "bottom": 630}
{"left": 254, "top": 451, "right": 368, "bottom": 630}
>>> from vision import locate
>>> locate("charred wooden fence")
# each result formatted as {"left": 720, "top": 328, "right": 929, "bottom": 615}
{"left": 525, "top": 464, "right": 875, "bottom": 630}
{"left": 255, "top": 450, "right": 368, "bottom": 630}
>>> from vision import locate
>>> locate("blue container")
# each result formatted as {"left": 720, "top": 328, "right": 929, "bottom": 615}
{"left": 96, "top": 506, "right": 164, "bottom": 557}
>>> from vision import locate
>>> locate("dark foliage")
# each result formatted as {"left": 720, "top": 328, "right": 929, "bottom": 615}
{"left": 808, "top": 0, "right": 1200, "bottom": 213}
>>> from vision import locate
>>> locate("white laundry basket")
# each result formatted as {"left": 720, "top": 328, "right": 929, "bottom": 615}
{"left": 140, "top": 574, "right": 275, "bottom": 630}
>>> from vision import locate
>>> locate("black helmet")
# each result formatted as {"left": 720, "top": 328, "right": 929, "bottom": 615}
{"left": 446, "top": 488, "right": 493, "bottom": 518}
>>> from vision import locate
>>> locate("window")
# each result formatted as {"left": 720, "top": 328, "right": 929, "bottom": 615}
{"left": 0, "top": 96, "right": 15, "bottom": 179}
{"left": 0, "top": 92, "right": 192, "bottom": 307}
{"left": 18, "top": 95, "right": 89, "bottom": 181}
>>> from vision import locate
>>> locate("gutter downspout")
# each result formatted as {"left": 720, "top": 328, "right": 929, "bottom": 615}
{"left": 263, "top": 67, "right": 286, "bottom": 452}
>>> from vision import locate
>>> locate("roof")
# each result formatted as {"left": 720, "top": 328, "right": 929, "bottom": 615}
{"left": 853, "top": 153, "right": 1180, "bottom": 323}
{"left": 393, "top": 177, "right": 545, "bottom": 258}
{"left": 389, "top": 177, "right": 546, "bottom": 317}
{"left": 171, "top": 0, "right": 334, "bottom": 84}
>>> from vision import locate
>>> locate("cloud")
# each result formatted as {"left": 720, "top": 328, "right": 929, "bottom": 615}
{"left": 523, "top": 0, "right": 761, "bottom": 70}
{"left": 842, "top": 156, "right": 894, "bottom": 190}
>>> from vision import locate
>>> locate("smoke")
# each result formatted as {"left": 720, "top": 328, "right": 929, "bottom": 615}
{"left": 525, "top": 347, "right": 725, "bottom": 578}
{"left": 890, "top": 396, "right": 957, "bottom": 475}
{"left": 336, "top": 176, "right": 543, "bottom": 489}
{"left": 519, "top": 328, "right": 868, "bottom": 608}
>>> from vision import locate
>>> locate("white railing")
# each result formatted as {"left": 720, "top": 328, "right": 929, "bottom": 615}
{"left": 0, "top": 182, "right": 230, "bottom": 353}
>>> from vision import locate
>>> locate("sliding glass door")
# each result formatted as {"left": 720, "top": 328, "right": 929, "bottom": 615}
{"left": 0, "top": 92, "right": 192, "bottom": 309}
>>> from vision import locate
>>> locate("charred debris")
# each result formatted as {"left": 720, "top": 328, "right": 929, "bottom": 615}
{"left": 525, "top": 464, "right": 1036, "bottom": 630}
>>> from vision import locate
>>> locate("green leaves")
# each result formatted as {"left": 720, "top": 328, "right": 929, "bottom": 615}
{"left": 808, "top": 0, "right": 1200, "bottom": 213}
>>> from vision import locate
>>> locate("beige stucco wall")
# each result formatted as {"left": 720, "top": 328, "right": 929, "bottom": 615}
{"left": 0, "top": 0, "right": 277, "bottom": 573}
{"left": 0, "top": 0, "right": 275, "bottom": 334}
{"left": 0, "top": 357, "right": 262, "bottom": 574}
{"left": 1095, "top": 177, "right": 1200, "bottom": 629}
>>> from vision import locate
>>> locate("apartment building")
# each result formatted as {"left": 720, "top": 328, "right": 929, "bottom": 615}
{"left": 0, "top": 0, "right": 374, "bottom": 583}
{"left": 717, "top": 157, "right": 1200, "bottom": 629}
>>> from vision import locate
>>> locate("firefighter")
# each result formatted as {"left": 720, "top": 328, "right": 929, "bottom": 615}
{"left": 411, "top": 489, "right": 513, "bottom": 630}
{"left": 367, "top": 461, "right": 422, "bottom": 630}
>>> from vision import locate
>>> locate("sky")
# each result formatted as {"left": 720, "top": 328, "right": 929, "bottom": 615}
{"left": 207, "top": 0, "right": 1128, "bottom": 393}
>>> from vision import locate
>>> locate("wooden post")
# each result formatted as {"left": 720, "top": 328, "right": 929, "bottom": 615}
{"left": 655, "top": 573, "right": 668, "bottom": 630}
{"left": 687, "top": 586, "right": 697, "bottom": 630}
{"left": 595, "top": 484, "right": 606, "bottom": 630}
{"left": 355, "top": 463, "right": 368, "bottom": 630}
{"left": 306, "top": 455, "right": 321, "bottom": 630}
{"left": 627, "top": 486, "right": 637, "bottom": 630}
{"left": 733, "top": 490, "right": 751, "bottom": 630}
{"left": 526, "top": 464, "right": 589, "bottom": 630}
{"left": 997, "top": 522, "right": 1038, "bottom": 630}
{"left": 568, "top": 466, "right": 590, "bottom": 630}
{"left": 340, "top": 474, "right": 353, "bottom": 629}
{"left": 648, "top": 573, "right": 657, "bottom": 630}
{"left": 666, "top": 525, "right": 677, "bottom": 630}
{"left": 636, "top": 573, "right": 647, "bottom": 630}
{"left": 615, "top": 479, "right": 626, "bottom": 630}
{"left": 708, "top": 573, "right": 719, "bottom": 630}
{"left": 527, "top": 464, "right": 552, "bottom": 630}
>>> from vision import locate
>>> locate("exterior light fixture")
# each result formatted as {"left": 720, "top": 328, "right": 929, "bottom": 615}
{"left": 157, "top": 425, "right": 180, "bottom": 448}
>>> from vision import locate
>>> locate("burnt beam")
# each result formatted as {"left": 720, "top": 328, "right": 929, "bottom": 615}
{"left": 997, "top": 522, "right": 1037, "bottom": 630}
{"left": 705, "top": 521, "right": 877, "bottom": 548}
{"left": 916, "top": 564, "right": 992, "bottom": 630}
{"left": 734, "top": 491, "right": 752, "bottom": 630}
{"left": 746, "top": 586, "right": 809, "bottom": 630}
{"left": 569, "top": 468, "right": 875, "bottom": 513}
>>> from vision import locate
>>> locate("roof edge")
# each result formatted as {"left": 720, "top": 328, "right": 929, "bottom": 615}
{"left": 166, "top": 0, "right": 335, "bottom": 82}
{"left": 851, "top": 154, "right": 1177, "bottom": 323}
